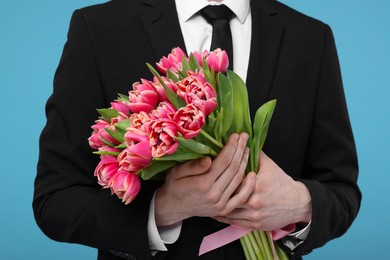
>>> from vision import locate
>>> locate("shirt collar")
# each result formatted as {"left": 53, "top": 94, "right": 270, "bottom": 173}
{"left": 175, "top": 0, "right": 250, "bottom": 24}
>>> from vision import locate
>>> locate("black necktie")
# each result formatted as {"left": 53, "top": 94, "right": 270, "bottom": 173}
{"left": 200, "top": 5, "right": 235, "bottom": 70}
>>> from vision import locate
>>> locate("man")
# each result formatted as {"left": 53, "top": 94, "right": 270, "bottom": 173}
{"left": 33, "top": 0, "right": 361, "bottom": 259}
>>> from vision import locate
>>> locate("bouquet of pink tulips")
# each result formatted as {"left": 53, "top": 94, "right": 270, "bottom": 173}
{"left": 88, "top": 47, "right": 288, "bottom": 259}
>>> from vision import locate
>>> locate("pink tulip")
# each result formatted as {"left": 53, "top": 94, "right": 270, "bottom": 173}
{"left": 176, "top": 73, "right": 217, "bottom": 116}
{"left": 94, "top": 155, "right": 120, "bottom": 188}
{"left": 89, "top": 119, "right": 112, "bottom": 149}
{"left": 152, "top": 101, "right": 177, "bottom": 119}
{"left": 110, "top": 103, "right": 131, "bottom": 125}
{"left": 98, "top": 124, "right": 121, "bottom": 146}
{"left": 146, "top": 119, "right": 179, "bottom": 158}
{"left": 91, "top": 119, "right": 110, "bottom": 132}
{"left": 98, "top": 146, "right": 121, "bottom": 154}
{"left": 108, "top": 171, "right": 141, "bottom": 205}
{"left": 118, "top": 128, "right": 152, "bottom": 172}
{"left": 111, "top": 101, "right": 131, "bottom": 116}
{"left": 110, "top": 115, "right": 130, "bottom": 125}
{"left": 173, "top": 104, "right": 205, "bottom": 139}
{"left": 153, "top": 76, "right": 178, "bottom": 101}
{"left": 130, "top": 111, "right": 153, "bottom": 131}
{"left": 88, "top": 131, "right": 103, "bottom": 149}
{"left": 192, "top": 50, "right": 206, "bottom": 67}
{"left": 128, "top": 79, "right": 159, "bottom": 113}
{"left": 156, "top": 47, "right": 187, "bottom": 75}
{"left": 205, "top": 48, "right": 229, "bottom": 73}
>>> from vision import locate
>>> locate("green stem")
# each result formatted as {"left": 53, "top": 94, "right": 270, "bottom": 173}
{"left": 253, "top": 231, "right": 266, "bottom": 259}
{"left": 259, "top": 231, "right": 274, "bottom": 260}
{"left": 247, "top": 232, "right": 263, "bottom": 260}
{"left": 200, "top": 129, "right": 223, "bottom": 149}
{"left": 240, "top": 237, "right": 251, "bottom": 260}
{"left": 243, "top": 234, "right": 257, "bottom": 260}
{"left": 276, "top": 244, "right": 289, "bottom": 260}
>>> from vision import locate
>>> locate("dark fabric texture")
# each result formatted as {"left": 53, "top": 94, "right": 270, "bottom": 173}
{"left": 33, "top": 0, "right": 361, "bottom": 259}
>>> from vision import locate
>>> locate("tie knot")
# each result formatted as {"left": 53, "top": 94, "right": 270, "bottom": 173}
{"left": 200, "top": 5, "right": 234, "bottom": 24}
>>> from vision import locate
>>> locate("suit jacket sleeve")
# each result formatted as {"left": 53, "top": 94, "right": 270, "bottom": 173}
{"left": 33, "top": 10, "right": 155, "bottom": 259}
{"left": 292, "top": 25, "right": 361, "bottom": 256}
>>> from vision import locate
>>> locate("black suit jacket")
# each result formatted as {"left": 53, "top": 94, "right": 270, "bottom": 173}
{"left": 33, "top": 0, "right": 361, "bottom": 259}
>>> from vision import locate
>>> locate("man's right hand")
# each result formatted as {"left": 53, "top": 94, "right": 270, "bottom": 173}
{"left": 154, "top": 133, "right": 257, "bottom": 227}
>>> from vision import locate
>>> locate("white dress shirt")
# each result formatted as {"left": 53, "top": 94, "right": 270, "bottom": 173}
{"left": 175, "top": 0, "right": 252, "bottom": 81}
{"left": 147, "top": 0, "right": 310, "bottom": 255}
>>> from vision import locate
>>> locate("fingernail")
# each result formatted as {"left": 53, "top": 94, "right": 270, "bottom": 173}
{"left": 242, "top": 132, "right": 249, "bottom": 142}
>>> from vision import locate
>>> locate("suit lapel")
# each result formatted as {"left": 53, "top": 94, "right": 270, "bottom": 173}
{"left": 139, "top": 0, "right": 187, "bottom": 61}
{"left": 246, "top": 0, "right": 284, "bottom": 118}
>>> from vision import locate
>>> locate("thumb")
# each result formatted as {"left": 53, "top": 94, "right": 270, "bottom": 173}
{"left": 171, "top": 156, "right": 212, "bottom": 179}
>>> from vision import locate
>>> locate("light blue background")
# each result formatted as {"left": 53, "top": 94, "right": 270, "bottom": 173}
{"left": 0, "top": 0, "right": 389, "bottom": 259}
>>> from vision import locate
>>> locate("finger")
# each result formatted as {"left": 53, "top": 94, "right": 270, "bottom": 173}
{"left": 213, "top": 133, "right": 249, "bottom": 186}
{"left": 208, "top": 133, "right": 240, "bottom": 181}
{"left": 169, "top": 156, "right": 212, "bottom": 180}
{"left": 214, "top": 216, "right": 257, "bottom": 230}
{"left": 217, "top": 147, "right": 250, "bottom": 206}
{"left": 219, "top": 172, "right": 257, "bottom": 216}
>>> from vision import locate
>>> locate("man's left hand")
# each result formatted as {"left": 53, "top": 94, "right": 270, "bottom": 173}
{"left": 214, "top": 151, "right": 312, "bottom": 231}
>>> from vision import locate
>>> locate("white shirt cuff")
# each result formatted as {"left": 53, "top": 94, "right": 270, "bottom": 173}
{"left": 147, "top": 192, "right": 182, "bottom": 256}
{"left": 282, "top": 221, "right": 311, "bottom": 251}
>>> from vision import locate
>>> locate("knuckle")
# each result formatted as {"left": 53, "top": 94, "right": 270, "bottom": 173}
{"left": 214, "top": 200, "right": 225, "bottom": 212}
{"left": 206, "top": 190, "right": 220, "bottom": 204}
{"left": 250, "top": 211, "right": 261, "bottom": 221}
{"left": 218, "top": 206, "right": 231, "bottom": 216}
{"left": 247, "top": 197, "right": 261, "bottom": 209}
{"left": 252, "top": 222, "right": 263, "bottom": 230}
{"left": 198, "top": 183, "right": 209, "bottom": 193}
{"left": 237, "top": 194, "right": 248, "bottom": 205}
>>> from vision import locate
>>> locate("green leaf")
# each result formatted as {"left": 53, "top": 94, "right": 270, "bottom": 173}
{"left": 189, "top": 53, "right": 201, "bottom": 71}
{"left": 251, "top": 99, "right": 277, "bottom": 172}
{"left": 115, "top": 143, "right": 127, "bottom": 149}
{"left": 202, "top": 57, "right": 216, "bottom": 90}
{"left": 181, "top": 55, "right": 191, "bottom": 74}
{"left": 146, "top": 63, "right": 186, "bottom": 109}
{"left": 166, "top": 69, "right": 179, "bottom": 82}
{"left": 117, "top": 93, "right": 130, "bottom": 103}
{"left": 213, "top": 109, "right": 224, "bottom": 143}
{"left": 217, "top": 73, "right": 231, "bottom": 109}
{"left": 205, "top": 114, "right": 216, "bottom": 134}
{"left": 93, "top": 150, "right": 121, "bottom": 156}
{"left": 220, "top": 91, "right": 233, "bottom": 138}
{"left": 154, "top": 150, "right": 204, "bottom": 161}
{"left": 114, "top": 119, "right": 130, "bottom": 136}
{"left": 97, "top": 108, "right": 119, "bottom": 121}
{"left": 99, "top": 137, "right": 117, "bottom": 148}
{"left": 105, "top": 127, "right": 124, "bottom": 144}
{"left": 227, "top": 71, "right": 252, "bottom": 137}
{"left": 177, "top": 137, "right": 214, "bottom": 155}
{"left": 139, "top": 160, "right": 178, "bottom": 180}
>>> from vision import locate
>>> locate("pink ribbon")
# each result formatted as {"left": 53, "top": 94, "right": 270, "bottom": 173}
{"left": 199, "top": 224, "right": 296, "bottom": 257}
{"left": 199, "top": 226, "right": 251, "bottom": 256}
{"left": 271, "top": 223, "right": 296, "bottom": 240}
